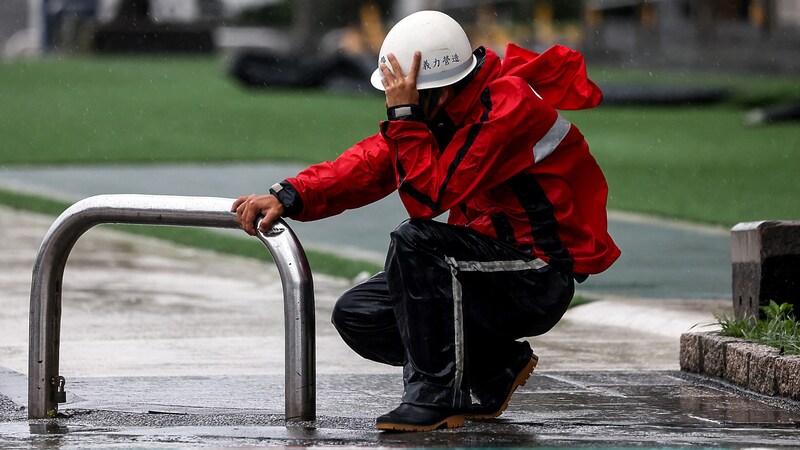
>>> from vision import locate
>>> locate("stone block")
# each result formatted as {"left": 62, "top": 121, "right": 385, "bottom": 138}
{"left": 747, "top": 348, "right": 779, "bottom": 396}
{"left": 700, "top": 334, "right": 738, "bottom": 378}
{"left": 679, "top": 332, "right": 799, "bottom": 402}
{"left": 775, "top": 355, "right": 800, "bottom": 401}
{"left": 679, "top": 333, "right": 702, "bottom": 372}
{"left": 725, "top": 342, "right": 763, "bottom": 387}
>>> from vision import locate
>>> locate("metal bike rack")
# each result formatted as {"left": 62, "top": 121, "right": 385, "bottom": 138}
{"left": 28, "top": 194, "right": 315, "bottom": 420}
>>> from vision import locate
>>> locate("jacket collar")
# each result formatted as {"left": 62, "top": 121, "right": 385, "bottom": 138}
{"left": 440, "top": 46, "right": 501, "bottom": 126}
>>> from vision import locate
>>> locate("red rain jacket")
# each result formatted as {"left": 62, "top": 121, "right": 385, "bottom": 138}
{"left": 283, "top": 44, "right": 620, "bottom": 275}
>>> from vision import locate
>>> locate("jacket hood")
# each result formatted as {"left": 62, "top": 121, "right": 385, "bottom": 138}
{"left": 442, "top": 44, "right": 602, "bottom": 125}
{"left": 499, "top": 43, "right": 603, "bottom": 110}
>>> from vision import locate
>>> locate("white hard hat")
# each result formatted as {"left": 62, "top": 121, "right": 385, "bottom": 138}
{"left": 370, "top": 10, "right": 477, "bottom": 91}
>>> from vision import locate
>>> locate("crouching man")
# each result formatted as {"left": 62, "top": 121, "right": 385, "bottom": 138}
{"left": 233, "top": 10, "right": 620, "bottom": 432}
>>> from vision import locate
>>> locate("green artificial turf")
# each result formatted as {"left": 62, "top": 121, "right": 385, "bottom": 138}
{"left": 0, "top": 56, "right": 383, "bottom": 166}
{"left": 564, "top": 105, "right": 800, "bottom": 226}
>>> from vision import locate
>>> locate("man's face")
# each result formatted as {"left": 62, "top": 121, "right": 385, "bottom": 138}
{"left": 419, "top": 87, "right": 454, "bottom": 122}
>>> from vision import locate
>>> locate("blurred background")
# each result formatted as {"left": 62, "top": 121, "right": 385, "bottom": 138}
{"left": 2, "top": 1, "right": 800, "bottom": 74}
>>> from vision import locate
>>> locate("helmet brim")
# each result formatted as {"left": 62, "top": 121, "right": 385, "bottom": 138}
{"left": 370, "top": 54, "right": 478, "bottom": 91}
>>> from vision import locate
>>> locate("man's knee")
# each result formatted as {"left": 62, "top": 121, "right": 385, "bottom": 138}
{"left": 331, "top": 276, "right": 389, "bottom": 334}
{"left": 330, "top": 292, "right": 356, "bottom": 334}
{"left": 389, "top": 219, "right": 442, "bottom": 252}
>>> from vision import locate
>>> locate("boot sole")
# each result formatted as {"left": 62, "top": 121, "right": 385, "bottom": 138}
{"left": 466, "top": 353, "right": 539, "bottom": 421}
{"left": 376, "top": 414, "right": 466, "bottom": 432}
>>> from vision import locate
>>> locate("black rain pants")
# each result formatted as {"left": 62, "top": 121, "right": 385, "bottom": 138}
{"left": 331, "top": 219, "right": 574, "bottom": 410}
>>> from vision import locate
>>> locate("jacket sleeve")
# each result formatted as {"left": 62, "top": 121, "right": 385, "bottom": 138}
{"left": 283, "top": 134, "right": 397, "bottom": 221}
{"left": 381, "top": 77, "right": 560, "bottom": 220}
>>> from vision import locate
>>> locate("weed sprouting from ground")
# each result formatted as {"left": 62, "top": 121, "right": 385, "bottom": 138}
{"left": 716, "top": 300, "right": 800, "bottom": 355}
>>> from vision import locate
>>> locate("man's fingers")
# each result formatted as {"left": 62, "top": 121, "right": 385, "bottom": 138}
{"left": 232, "top": 194, "right": 285, "bottom": 236}
{"left": 258, "top": 209, "right": 280, "bottom": 232}
{"left": 240, "top": 205, "right": 255, "bottom": 235}
{"left": 235, "top": 200, "right": 247, "bottom": 224}
{"left": 237, "top": 196, "right": 258, "bottom": 236}
{"left": 231, "top": 196, "right": 248, "bottom": 212}
{"left": 257, "top": 217, "right": 269, "bottom": 233}
{"left": 387, "top": 53, "right": 405, "bottom": 79}
{"left": 233, "top": 195, "right": 253, "bottom": 235}
{"left": 408, "top": 51, "right": 421, "bottom": 84}
{"left": 380, "top": 63, "right": 394, "bottom": 84}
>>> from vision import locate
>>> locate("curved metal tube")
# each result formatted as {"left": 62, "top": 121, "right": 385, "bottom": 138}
{"left": 28, "top": 194, "right": 315, "bottom": 420}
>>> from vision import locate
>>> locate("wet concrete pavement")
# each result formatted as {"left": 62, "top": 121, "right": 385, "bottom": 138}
{"left": 3, "top": 371, "right": 800, "bottom": 448}
{"left": 0, "top": 162, "right": 796, "bottom": 447}
{"left": 2, "top": 205, "right": 800, "bottom": 448}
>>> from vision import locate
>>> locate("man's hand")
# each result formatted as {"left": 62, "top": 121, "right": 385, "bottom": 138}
{"left": 380, "top": 51, "right": 421, "bottom": 107}
{"left": 231, "top": 194, "right": 285, "bottom": 236}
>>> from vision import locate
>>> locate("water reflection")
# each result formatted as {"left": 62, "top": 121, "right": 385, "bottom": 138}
{"left": 29, "top": 421, "right": 69, "bottom": 435}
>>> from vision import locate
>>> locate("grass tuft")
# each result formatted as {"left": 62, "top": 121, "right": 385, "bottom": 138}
{"left": 716, "top": 300, "right": 800, "bottom": 355}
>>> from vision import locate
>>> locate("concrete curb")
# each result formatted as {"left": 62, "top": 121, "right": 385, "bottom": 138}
{"left": 680, "top": 332, "right": 800, "bottom": 400}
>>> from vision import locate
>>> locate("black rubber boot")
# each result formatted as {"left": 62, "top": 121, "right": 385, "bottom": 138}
{"left": 376, "top": 403, "right": 466, "bottom": 432}
{"left": 466, "top": 345, "right": 539, "bottom": 420}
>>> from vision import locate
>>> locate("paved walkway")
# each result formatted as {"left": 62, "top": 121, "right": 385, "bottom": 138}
{"left": 2, "top": 205, "right": 799, "bottom": 447}
{"left": 0, "top": 163, "right": 732, "bottom": 300}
